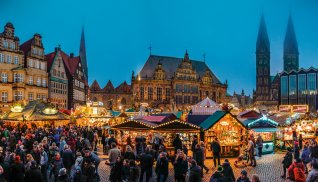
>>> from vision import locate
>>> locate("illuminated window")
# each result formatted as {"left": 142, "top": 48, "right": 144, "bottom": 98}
{"left": 1, "top": 92, "right": 8, "bottom": 102}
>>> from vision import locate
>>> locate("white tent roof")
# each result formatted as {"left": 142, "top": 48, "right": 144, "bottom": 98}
{"left": 190, "top": 97, "right": 220, "bottom": 115}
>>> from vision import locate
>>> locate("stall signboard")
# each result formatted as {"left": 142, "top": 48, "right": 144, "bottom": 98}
{"left": 292, "top": 105, "right": 308, "bottom": 113}
{"left": 279, "top": 105, "right": 292, "bottom": 113}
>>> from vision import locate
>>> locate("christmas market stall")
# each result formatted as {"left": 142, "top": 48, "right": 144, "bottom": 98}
{"left": 2, "top": 100, "right": 70, "bottom": 127}
{"left": 111, "top": 119, "right": 157, "bottom": 150}
{"left": 199, "top": 111, "right": 247, "bottom": 158}
{"left": 154, "top": 120, "right": 201, "bottom": 156}
{"left": 190, "top": 97, "right": 220, "bottom": 115}
{"left": 245, "top": 115, "right": 279, "bottom": 154}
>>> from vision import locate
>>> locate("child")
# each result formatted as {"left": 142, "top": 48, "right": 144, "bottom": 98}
{"left": 122, "top": 159, "right": 130, "bottom": 182}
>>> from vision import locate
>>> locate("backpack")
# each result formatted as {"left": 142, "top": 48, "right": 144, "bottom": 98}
{"left": 293, "top": 165, "right": 306, "bottom": 182}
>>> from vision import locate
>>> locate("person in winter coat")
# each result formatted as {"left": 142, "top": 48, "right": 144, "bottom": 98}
{"left": 191, "top": 136, "right": 198, "bottom": 159}
{"left": 10, "top": 155, "right": 25, "bottom": 182}
{"left": 222, "top": 159, "right": 236, "bottom": 182}
{"left": 210, "top": 166, "right": 225, "bottom": 182}
{"left": 189, "top": 160, "right": 202, "bottom": 182}
{"left": 83, "top": 149, "right": 100, "bottom": 180}
{"left": 200, "top": 141, "right": 209, "bottom": 174}
{"left": 173, "top": 151, "right": 188, "bottom": 182}
{"left": 129, "top": 160, "right": 139, "bottom": 182}
{"left": 256, "top": 135, "right": 263, "bottom": 157}
{"left": 139, "top": 146, "right": 153, "bottom": 182}
{"left": 288, "top": 158, "right": 305, "bottom": 181}
{"left": 301, "top": 144, "right": 311, "bottom": 173}
{"left": 306, "top": 158, "right": 318, "bottom": 182}
{"left": 247, "top": 137, "right": 256, "bottom": 167}
{"left": 56, "top": 168, "right": 70, "bottom": 182}
{"left": 122, "top": 159, "right": 130, "bottom": 182}
{"left": 211, "top": 137, "right": 221, "bottom": 168}
{"left": 72, "top": 166, "right": 82, "bottom": 182}
{"left": 236, "top": 170, "right": 250, "bottom": 182}
{"left": 81, "top": 159, "right": 95, "bottom": 182}
{"left": 173, "top": 134, "right": 183, "bottom": 154}
{"left": 310, "top": 139, "right": 318, "bottom": 159}
{"left": 155, "top": 152, "right": 169, "bottom": 182}
{"left": 109, "top": 157, "right": 122, "bottom": 182}
{"left": 25, "top": 154, "right": 35, "bottom": 171}
{"left": 123, "top": 145, "right": 136, "bottom": 160}
{"left": 51, "top": 153, "right": 64, "bottom": 180}
{"left": 25, "top": 161, "right": 44, "bottom": 182}
{"left": 281, "top": 147, "right": 293, "bottom": 178}
{"left": 194, "top": 144, "right": 204, "bottom": 178}
{"left": 299, "top": 134, "right": 303, "bottom": 150}
{"left": 294, "top": 141, "right": 300, "bottom": 160}
{"left": 62, "top": 145, "right": 74, "bottom": 173}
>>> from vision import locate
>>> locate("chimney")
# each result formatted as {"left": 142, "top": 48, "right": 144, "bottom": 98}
{"left": 70, "top": 53, "right": 74, "bottom": 58}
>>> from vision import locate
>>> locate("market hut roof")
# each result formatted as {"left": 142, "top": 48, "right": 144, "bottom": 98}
{"left": 3, "top": 101, "right": 69, "bottom": 121}
{"left": 247, "top": 115, "right": 278, "bottom": 129}
{"left": 118, "top": 112, "right": 128, "bottom": 118}
{"left": 199, "top": 111, "right": 247, "bottom": 130}
{"left": 187, "top": 115, "right": 211, "bottom": 126}
{"left": 238, "top": 110, "right": 262, "bottom": 119}
{"left": 112, "top": 119, "right": 157, "bottom": 130}
{"left": 155, "top": 120, "right": 200, "bottom": 131}
{"left": 190, "top": 97, "right": 220, "bottom": 115}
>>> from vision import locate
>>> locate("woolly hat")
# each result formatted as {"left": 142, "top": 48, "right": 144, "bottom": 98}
{"left": 59, "top": 168, "right": 67, "bottom": 176}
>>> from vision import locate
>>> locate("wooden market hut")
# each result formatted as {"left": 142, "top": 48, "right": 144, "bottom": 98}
{"left": 111, "top": 119, "right": 158, "bottom": 147}
{"left": 154, "top": 120, "right": 201, "bottom": 155}
{"left": 245, "top": 116, "right": 279, "bottom": 154}
{"left": 199, "top": 110, "right": 248, "bottom": 158}
{"left": 2, "top": 100, "right": 70, "bottom": 127}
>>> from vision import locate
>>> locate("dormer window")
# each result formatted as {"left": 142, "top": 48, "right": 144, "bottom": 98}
{"left": 3, "top": 40, "right": 8, "bottom": 48}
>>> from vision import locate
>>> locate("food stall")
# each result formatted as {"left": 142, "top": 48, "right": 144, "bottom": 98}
{"left": 199, "top": 111, "right": 247, "bottom": 158}
{"left": 247, "top": 116, "right": 279, "bottom": 154}
{"left": 154, "top": 120, "right": 201, "bottom": 156}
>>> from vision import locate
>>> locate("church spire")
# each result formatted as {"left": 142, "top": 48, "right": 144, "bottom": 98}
{"left": 256, "top": 14, "right": 270, "bottom": 54}
{"left": 184, "top": 49, "right": 189, "bottom": 62}
{"left": 284, "top": 14, "right": 299, "bottom": 72}
{"left": 79, "top": 26, "right": 88, "bottom": 79}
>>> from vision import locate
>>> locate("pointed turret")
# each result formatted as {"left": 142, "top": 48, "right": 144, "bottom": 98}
{"left": 256, "top": 14, "right": 270, "bottom": 54}
{"left": 103, "top": 80, "right": 115, "bottom": 93}
{"left": 90, "top": 80, "right": 101, "bottom": 92}
{"left": 183, "top": 50, "right": 190, "bottom": 62}
{"left": 284, "top": 14, "right": 299, "bottom": 72}
{"left": 79, "top": 26, "right": 88, "bottom": 79}
{"left": 255, "top": 14, "right": 271, "bottom": 102}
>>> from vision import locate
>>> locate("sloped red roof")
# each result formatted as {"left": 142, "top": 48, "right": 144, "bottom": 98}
{"left": 59, "top": 50, "right": 71, "bottom": 73}
{"left": 20, "top": 38, "right": 33, "bottom": 54}
{"left": 115, "top": 81, "right": 131, "bottom": 93}
{"left": 103, "top": 80, "right": 115, "bottom": 93}
{"left": 90, "top": 80, "right": 101, "bottom": 91}
{"left": 68, "top": 56, "right": 80, "bottom": 75}
{"left": 45, "top": 52, "right": 56, "bottom": 71}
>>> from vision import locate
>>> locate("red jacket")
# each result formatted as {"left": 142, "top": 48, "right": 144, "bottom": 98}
{"left": 288, "top": 162, "right": 305, "bottom": 180}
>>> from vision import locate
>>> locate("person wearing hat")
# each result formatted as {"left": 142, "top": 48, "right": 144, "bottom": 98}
{"left": 56, "top": 168, "right": 69, "bottom": 182}
{"left": 281, "top": 147, "right": 293, "bottom": 178}
{"left": 236, "top": 170, "right": 250, "bottom": 182}
{"left": 25, "top": 161, "right": 44, "bottom": 182}
{"left": 189, "top": 160, "right": 202, "bottom": 182}
{"left": 222, "top": 159, "right": 235, "bottom": 182}
{"left": 209, "top": 165, "right": 224, "bottom": 181}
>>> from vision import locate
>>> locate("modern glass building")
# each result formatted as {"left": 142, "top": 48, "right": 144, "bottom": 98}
{"left": 279, "top": 68, "right": 318, "bottom": 111}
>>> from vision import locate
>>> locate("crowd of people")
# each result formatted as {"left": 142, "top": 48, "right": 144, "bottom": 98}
{"left": 281, "top": 134, "right": 318, "bottom": 182}
{"left": 0, "top": 124, "right": 102, "bottom": 182}
{"left": 105, "top": 134, "right": 261, "bottom": 182}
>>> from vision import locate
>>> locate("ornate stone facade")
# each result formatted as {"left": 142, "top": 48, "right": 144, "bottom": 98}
{"left": 132, "top": 51, "right": 227, "bottom": 111}
{"left": 0, "top": 23, "right": 48, "bottom": 112}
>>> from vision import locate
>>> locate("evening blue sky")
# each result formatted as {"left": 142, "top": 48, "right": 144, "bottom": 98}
{"left": 1, "top": 0, "right": 318, "bottom": 95}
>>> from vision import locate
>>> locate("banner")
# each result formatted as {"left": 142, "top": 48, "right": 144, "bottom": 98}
{"left": 279, "top": 105, "right": 292, "bottom": 113}
{"left": 292, "top": 105, "right": 308, "bottom": 113}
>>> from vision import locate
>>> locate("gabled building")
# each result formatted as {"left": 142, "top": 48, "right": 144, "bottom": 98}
{"left": 89, "top": 80, "right": 132, "bottom": 110}
{"left": 46, "top": 47, "right": 69, "bottom": 109}
{"left": 230, "top": 90, "right": 252, "bottom": 109}
{"left": 20, "top": 33, "right": 48, "bottom": 102}
{"left": 132, "top": 51, "right": 227, "bottom": 110}
{"left": 0, "top": 22, "right": 49, "bottom": 112}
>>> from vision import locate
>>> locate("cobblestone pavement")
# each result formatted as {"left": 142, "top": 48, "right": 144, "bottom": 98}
{"left": 97, "top": 147, "right": 291, "bottom": 182}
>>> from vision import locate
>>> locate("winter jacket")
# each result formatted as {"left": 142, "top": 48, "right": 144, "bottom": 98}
{"left": 173, "top": 137, "right": 183, "bottom": 152}
{"left": 10, "top": 163, "right": 25, "bottom": 182}
{"left": 55, "top": 175, "right": 70, "bottom": 182}
{"left": 129, "top": 166, "right": 139, "bottom": 182}
{"left": 139, "top": 153, "right": 153, "bottom": 170}
{"left": 306, "top": 168, "right": 318, "bottom": 182}
{"left": 236, "top": 177, "right": 250, "bottom": 182}
{"left": 155, "top": 157, "right": 168, "bottom": 176}
{"left": 222, "top": 162, "right": 235, "bottom": 182}
{"left": 301, "top": 148, "right": 311, "bottom": 164}
{"left": 173, "top": 157, "right": 188, "bottom": 176}
{"left": 62, "top": 149, "right": 75, "bottom": 169}
{"left": 283, "top": 151, "right": 293, "bottom": 168}
{"left": 25, "top": 167, "right": 44, "bottom": 182}
{"left": 210, "top": 171, "right": 225, "bottom": 182}
{"left": 256, "top": 136, "right": 263, "bottom": 148}
{"left": 108, "top": 148, "right": 121, "bottom": 165}
{"left": 189, "top": 165, "right": 202, "bottom": 182}
{"left": 52, "top": 158, "right": 64, "bottom": 176}
{"left": 288, "top": 161, "right": 305, "bottom": 180}
{"left": 123, "top": 151, "right": 136, "bottom": 160}
{"left": 211, "top": 141, "right": 221, "bottom": 153}
{"left": 195, "top": 148, "right": 204, "bottom": 165}
{"left": 81, "top": 165, "right": 95, "bottom": 182}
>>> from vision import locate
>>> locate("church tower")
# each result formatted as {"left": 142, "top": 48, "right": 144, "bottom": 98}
{"left": 284, "top": 15, "right": 299, "bottom": 72}
{"left": 255, "top": 14, "right": 271, "bottom": 102}
{"left": 79, "top": 26, "right": 88, "bottom": 79}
